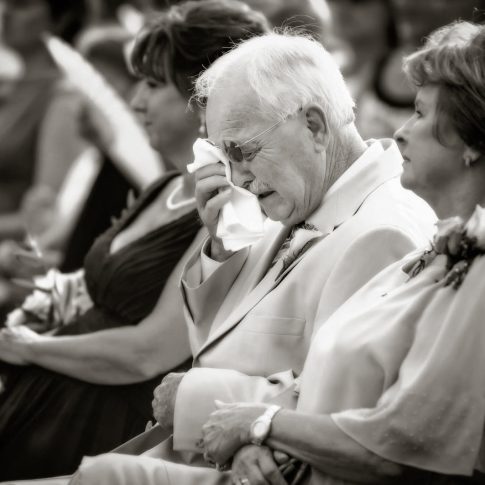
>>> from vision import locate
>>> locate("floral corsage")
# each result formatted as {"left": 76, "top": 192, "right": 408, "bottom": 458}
{"left": 404, "top": 205, "right": 485, "bottom": 289}
{"left": 7, "top": 269, "right": 93, "bottom": 332}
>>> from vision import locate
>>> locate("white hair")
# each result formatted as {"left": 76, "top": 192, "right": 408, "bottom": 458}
{"left": 194, "top": 32, "right": 355, "bottom": 130}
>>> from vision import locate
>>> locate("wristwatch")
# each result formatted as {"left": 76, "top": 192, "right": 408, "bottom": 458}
{"left": 249, "top": 405, "right": 282, "bottom": 446}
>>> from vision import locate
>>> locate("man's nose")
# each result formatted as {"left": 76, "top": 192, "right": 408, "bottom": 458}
{"left": 230, "top": 161, "right": 254, "bottom": 189}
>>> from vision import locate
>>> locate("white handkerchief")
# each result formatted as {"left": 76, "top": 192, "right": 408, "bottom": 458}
{"left": 187, "top": 138, "right": 265, "bottom": 251}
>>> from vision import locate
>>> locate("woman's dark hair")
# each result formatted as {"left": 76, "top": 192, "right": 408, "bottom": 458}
{"left": 404, "top": 21, "right": 485, "bottom": 154}
{"left": 45, "top": 0, "right": 88, "bottom": 44}
{"left": 130, "top": 0, "right": 270, "bottom": 99}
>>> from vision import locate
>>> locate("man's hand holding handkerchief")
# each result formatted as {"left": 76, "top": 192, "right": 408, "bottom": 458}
{"left": 188, "top": 138, "right": 264, "bottom": 252}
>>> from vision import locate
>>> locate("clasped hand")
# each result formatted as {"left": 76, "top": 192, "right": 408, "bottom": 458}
{"left": 200, "top": 401, "right": 269, "bottom": 465}
{"left": 151, "top": 372, "right": 185, "bottom": 430}
{"left": 0, "top": 324, "right": 41, "bottom": 365}
{"left": 201, "top": 401, "right": 291, "bottom": 485}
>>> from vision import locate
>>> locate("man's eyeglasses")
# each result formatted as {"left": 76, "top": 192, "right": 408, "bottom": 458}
{"left": 222, "top": 114, "right": 291, "bottom": 164}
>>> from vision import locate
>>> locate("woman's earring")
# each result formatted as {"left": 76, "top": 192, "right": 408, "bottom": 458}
{"left": 464, "top": 155, "right": 472, "bottom": 168}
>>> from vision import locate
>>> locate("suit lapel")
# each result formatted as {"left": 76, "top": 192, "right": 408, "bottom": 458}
{"left": 194, "top": 230, "right": 324, "bottom": 359}
{"left": 194, "top": 221, "right": 287, "bottom": 358}
{"left": 195, "top": 258, "right": 286, "bottom": 358}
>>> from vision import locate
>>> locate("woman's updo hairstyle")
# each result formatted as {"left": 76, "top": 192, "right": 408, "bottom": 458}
{"left": 130, "top": 0, "right": 270, "bottom": 99}
{"left": 403, "top": 21, "right": 485, "bottom": 155}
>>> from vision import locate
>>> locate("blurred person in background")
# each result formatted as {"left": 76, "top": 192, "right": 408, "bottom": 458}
{"left": 0, "top": 25, "right": 153, "bottom": 319}
{"left": 0, "top": 0, "right": 269, "bottom": 480}
{"left": 351, "top": 0, "right": 485, "bottom": 139}
{"left": 0, "top": 44, "right": 24, "bottom": 103}
{"left": 46, "top": 26, "right": 148, "bottom": 273}
{"left": 244, "top": 0, "right": 330, "bottom": 40}
{"left": 326, "top": 0, "right": 398, "bottom": 139}
{"left": 0, "top": 0, "right": 90, "bottom": 318}
{"left": 0, "top": 0, "right": 87, "bottom": 238}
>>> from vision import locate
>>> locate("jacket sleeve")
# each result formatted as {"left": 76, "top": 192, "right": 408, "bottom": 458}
{"left": 173, "top": 367, "right": 298, "bottom": 451}
{"left": 180, "top": 236, "right": 249, "bottom": 329}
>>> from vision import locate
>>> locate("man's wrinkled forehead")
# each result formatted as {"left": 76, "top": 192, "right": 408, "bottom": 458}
{"left": 205, "top": 81, "right": 263, "bottom": 140}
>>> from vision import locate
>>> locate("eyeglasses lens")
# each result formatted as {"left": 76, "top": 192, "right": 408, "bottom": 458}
{"left": 224, "top": 141, "right": 244, "bottom": 163}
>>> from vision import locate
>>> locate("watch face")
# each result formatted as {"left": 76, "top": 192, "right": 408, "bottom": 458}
{"left": 252, "top": 420, "right": 268, "bottom": 439}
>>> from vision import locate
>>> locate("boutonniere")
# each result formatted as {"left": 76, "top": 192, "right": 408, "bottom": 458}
{"left": 279, "top": 222, "right": 323, "bottom": 277}
{"left": 405, "top": 205, "right": 485, "bottom": 289}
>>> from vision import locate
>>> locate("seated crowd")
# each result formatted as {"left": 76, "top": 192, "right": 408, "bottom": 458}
{"left": 0, "top": 1, "right": 485, "bottom": 484}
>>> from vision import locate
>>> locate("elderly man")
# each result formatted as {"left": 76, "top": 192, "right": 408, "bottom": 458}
{"left": 32, "top": 32, "right": 435, "bottom": 485}
{"left": 161, "top": 32, "right": 435, "bottom": 455}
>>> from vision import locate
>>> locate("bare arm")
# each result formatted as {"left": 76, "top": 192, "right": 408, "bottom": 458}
{"left": 0, "top": 212, "right": 25, "bottom": 240}
{"left": 1, "top": 231, "right": 207, "bottom": 384}
{"left": 266, "top": 410, "right": 407, "bottom": 484}
{"left": 202, "top": 404, "right": 413, "bottom": 484}
{"left": 14, "top": 270, "right": 190, "bottom": 384}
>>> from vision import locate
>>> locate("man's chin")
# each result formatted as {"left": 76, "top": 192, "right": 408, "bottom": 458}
{"left": 266, "top": 210, "right": 301, "bottom": 227}
{"left": 262, "top": 207, "right": 289, "bottom": 225}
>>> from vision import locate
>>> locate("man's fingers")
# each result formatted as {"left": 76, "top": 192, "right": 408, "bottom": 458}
{"left": 258, "top": 450, "right": 287, "bottom": 485}
{"left": 195, "top": 175, "right": 230, "bottom": 207}
{"left": 245, "top": 467, "right": 270, "bottom": 485}
{"left": 204, "top": 189, "right": 232, "bottom": 215}
{"left": 153, "top": 385, "right": 164, "bottom": 401}
{"left": 194, "top": 162, "right": 226, "bottom": 181}
{"left": 272, "top": 450, "right": 290, "bottom": 465}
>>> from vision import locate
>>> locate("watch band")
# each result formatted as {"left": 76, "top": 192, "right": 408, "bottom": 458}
{"left": 249, "top": 404, "right": 282, "bottom": 446}
{"left": 264, "top": 404, "right": 282, "bottom": 424}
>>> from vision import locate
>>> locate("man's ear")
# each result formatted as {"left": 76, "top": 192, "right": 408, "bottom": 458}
{"left": 304, "top": 104, "right": 329, "bottom": 152}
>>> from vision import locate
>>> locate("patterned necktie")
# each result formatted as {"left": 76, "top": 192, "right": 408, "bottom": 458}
{"left": 271, "top": 222, "right": 322, "bottom": 279}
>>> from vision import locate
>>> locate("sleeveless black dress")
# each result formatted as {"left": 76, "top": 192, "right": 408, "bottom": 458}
{"left": 0, "top": 172, "right": 200, "bottom": 480}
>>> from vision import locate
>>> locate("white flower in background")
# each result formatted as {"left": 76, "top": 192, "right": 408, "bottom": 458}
{"left": 465, "top": 205, "right": 485, "bottom": 249}
{"left": 434, "top": 216, "right": 465, "bottom": 254}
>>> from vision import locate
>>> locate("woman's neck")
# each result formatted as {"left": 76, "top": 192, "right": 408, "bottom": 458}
{"left": 429, "top": 171, "right": 485, "bottom": 221}
{"left": 167, "top": 143, "right": 197, "bottom": 201}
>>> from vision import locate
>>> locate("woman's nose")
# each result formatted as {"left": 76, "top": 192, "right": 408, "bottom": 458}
{"left": 393, "top": 125, "right": 407, "bottom": 146}
{"left": 129, "top": 82, "right": 147, "bottom": 113}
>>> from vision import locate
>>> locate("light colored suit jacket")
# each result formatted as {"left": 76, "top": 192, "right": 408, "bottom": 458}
{"left": 173, "top": 139, "right": 436, "bottom": 452}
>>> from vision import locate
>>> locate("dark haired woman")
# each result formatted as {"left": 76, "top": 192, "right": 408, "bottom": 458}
{"left": 0, "top": 0, "right": 269, "bottom": 480}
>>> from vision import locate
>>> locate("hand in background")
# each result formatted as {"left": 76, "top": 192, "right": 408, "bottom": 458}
{"left": 0, "top": 325, "right": 42, "bottom": 365}
{"left": 21, "top": 186, "right": 57, "bottom": 237}
{"left": 152, "top": 372, "right": 186, "bottom": 431}
{"left": 231, "top": 445, "right": 287, "bottom": 485}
